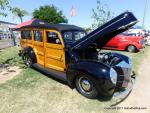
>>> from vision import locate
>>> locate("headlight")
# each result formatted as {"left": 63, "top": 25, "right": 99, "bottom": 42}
{"left": 110, "top": 68, "right": 117, "bottom": 84}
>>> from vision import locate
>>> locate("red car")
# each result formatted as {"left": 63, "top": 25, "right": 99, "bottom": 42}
{"left": 103, "top": 33, "right": 145, "bottom": 52}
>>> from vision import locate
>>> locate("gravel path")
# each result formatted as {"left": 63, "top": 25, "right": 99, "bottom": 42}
{"left": 119, "top": 51, "right": 150, "bottom": 113}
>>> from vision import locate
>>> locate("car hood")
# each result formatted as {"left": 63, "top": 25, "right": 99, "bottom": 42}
{"left": 70, "top": 11, "right": 138, "bottom": 50}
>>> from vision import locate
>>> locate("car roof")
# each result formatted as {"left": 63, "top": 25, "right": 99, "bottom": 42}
{"left": 13, "top": 19, "right": 85, "bottom": 32}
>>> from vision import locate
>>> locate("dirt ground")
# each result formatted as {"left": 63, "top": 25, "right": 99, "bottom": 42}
{"left": 118, "top": 52, "right": 150, "bottom": 113}
{"left": 0, "top": 64, "right": 22, "bottom": 84}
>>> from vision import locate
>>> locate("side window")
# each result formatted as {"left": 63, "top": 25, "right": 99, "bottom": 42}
{"left": 63, "top": 32, "right": 73, "bottom": 41}
{"left": 46, "top": 31, "right": 61, "bottom": 44}
{"left": 21, "top": 30, "right": 32, "bottom": 40}
{"left": 33, "top": 30, "right": 43, "bottom": 42}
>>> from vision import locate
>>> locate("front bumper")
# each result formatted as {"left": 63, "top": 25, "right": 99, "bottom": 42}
{"left": 113, "top": 72, "right": 136, "bottom": 99}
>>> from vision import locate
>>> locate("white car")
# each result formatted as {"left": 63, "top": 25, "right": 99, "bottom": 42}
{"left": 145, "top": 36, "right": 150, "bottom": 46}
{"left": 128, "top": 28, "right": 145, "bottom": 36}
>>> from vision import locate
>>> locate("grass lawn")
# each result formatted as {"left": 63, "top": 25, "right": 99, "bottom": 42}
{"left": 0, "top": 46, "right": 149, "bottom": 113}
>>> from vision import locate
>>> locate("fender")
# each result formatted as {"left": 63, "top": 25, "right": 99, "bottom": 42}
{"left": 111, "top": 52, "right": 130, "bottom": 64}
{"left": 117, "top": 41, "right": 132, "bottom": 50}
{"left": 66, "top": 60, "right": 111, "bottom": 88}
{"left": 22, "top": 46, "right": 37, "bottom": 63}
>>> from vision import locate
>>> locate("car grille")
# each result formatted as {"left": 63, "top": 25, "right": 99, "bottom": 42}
{"left": 140, "top": 39, "right": 145, "bottom": 45}
{"left": 117, "top": 75, "right": 124, "bottom": 88}
{"left": 114, "top": 67, "right": 132, "bottom": 90}
{"left": 121, "top": 68, "right": 132, "bottom": 87}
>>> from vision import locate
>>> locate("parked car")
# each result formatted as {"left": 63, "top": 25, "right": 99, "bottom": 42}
{"left": 103, "top": 33, "right": 145, "bottom": 52}
{"left": 127, "top": 26, "right": 150, "bottom": 46}
{"left": 15, "top": 12, "right": 137, "bottom": 99}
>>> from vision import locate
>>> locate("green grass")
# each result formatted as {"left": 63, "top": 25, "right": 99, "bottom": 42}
{"left": 0, "top": 47, "right": 25, "bottom": 68}
{"left": 0, "top": 46, "right": 150, "bottom": 113}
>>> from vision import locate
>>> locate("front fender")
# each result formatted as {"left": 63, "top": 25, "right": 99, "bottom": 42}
{"left": 66, "top": 60, "right": 111, "bottom": 87}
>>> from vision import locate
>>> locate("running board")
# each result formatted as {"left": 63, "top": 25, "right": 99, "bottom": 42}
{"left": 33, "top": 63, "right": 67, "bottom": 81}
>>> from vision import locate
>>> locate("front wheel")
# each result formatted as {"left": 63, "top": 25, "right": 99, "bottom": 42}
{"left": 127, "top": 45, "right": 136, "bottom": 52}
{"left": 75, "top": 73, "right": 99, "bottom": 99}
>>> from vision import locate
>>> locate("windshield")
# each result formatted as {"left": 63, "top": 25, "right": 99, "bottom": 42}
{"left": 121, "top": 32, "right": 137, "bottom": 36}
{"left": 63, "top": 31, "right": 86, "bottom": 43}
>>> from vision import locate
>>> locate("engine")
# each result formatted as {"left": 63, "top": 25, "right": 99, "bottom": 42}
{"left": 98, "top": 52, "right": 121, "bottom": 66}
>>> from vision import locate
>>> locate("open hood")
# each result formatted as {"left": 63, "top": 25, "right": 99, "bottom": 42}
{"left": 70, "top": 11, "right": 138, "bottom": 50}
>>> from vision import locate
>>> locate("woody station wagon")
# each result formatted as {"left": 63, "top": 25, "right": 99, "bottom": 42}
{"left": 15, "top": 12, "right": 137, "bottom": 99}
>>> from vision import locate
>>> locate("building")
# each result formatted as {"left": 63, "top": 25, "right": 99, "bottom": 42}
{"left": 0, "top": 21, "right": 17, "bottom": 40}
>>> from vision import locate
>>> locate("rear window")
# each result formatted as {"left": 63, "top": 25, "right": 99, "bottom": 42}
{"left": 21, "top": 30, "right": 32, "bottom": 40}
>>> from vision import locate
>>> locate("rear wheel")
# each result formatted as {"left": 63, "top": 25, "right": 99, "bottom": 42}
{"left": 127, "top": 45, "right": 136, "bottom": 52}
{"left": 75, "top": 73, "right": 99, "bottom": 99}
{"left": 23, "top": 54, "right": 33, "bottom": 67}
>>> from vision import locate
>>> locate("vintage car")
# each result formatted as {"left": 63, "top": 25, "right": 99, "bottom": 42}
{"left": 103, "top": 33, "right": 145, "bottom": 52}
{"left": 15, "top": 11, "right": 137, "bottom": 99}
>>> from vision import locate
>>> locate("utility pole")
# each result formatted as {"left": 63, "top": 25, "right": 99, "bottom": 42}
{"left": 142, "top": 0, "right": 148, "bottom": 29}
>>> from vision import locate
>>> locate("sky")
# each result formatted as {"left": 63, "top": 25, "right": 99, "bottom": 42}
{"left": 1, "top": 0, "right": 150, "bottom": 29}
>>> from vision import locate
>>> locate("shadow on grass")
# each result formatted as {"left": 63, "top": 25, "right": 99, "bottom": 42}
{"left": 1, "top": 57, "right": 26, "bottom": 69}
{"left": 2, "top": 58, "right": 14, "bottom": 64}
{"left": 32, "top": 66, "right": 68, "bottom": 86}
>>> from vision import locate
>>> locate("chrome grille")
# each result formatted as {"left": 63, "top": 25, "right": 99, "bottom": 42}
{"left": 122, "top": 68, "right": 132, "bottom": 87}
{"left": 140, "top": 39, "right": 145, "bottom": 46}
{"left": 115, "top": 60, "right": 132, "bottom": 89}
{"left": 116, "top": 75, "right": 124, "bottom": 88}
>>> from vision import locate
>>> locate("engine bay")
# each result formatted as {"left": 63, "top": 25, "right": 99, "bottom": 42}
{"left": 98, "top": 52, "right": 122, "bottom": 66}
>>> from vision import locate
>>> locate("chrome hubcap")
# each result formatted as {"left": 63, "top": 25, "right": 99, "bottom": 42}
{"left": 25, "top": 55, "right": 31, "bottom": 66}
{"left": 81, "top": 80, "right": 91, "bottom": 91}
{"left": 79, "top": 77, "right": 92, "bottom": 93}
{"left": 128, "top": 46, "right": 134, "bottom": 52}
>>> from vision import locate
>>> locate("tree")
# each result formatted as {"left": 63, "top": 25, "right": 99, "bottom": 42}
{"left": 11, "top": 7, "right": 28, "bottom": 23}
{"left": 32, "top": 5, "right": 68, "bottom": 24}
{"left": 91, "top": 0, "right": 114, "bottom": 29}
{"left": 85, "top": 27, "right": 92, "bottom": 33}
{"left": 0, "top": 0, "right": 10, "bottom": 16}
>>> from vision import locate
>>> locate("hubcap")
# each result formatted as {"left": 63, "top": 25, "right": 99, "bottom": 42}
{"left": 25, "top": 55, "right": 31, "bottom": 66}
{"left": 78, "top": 77, "right": 92, "bottom": 93}
{"left": 128, "top": 46, "right": 135, "bottom": 52}
{"left": 81, "top": 80, "right": 91, "bottom": 91}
